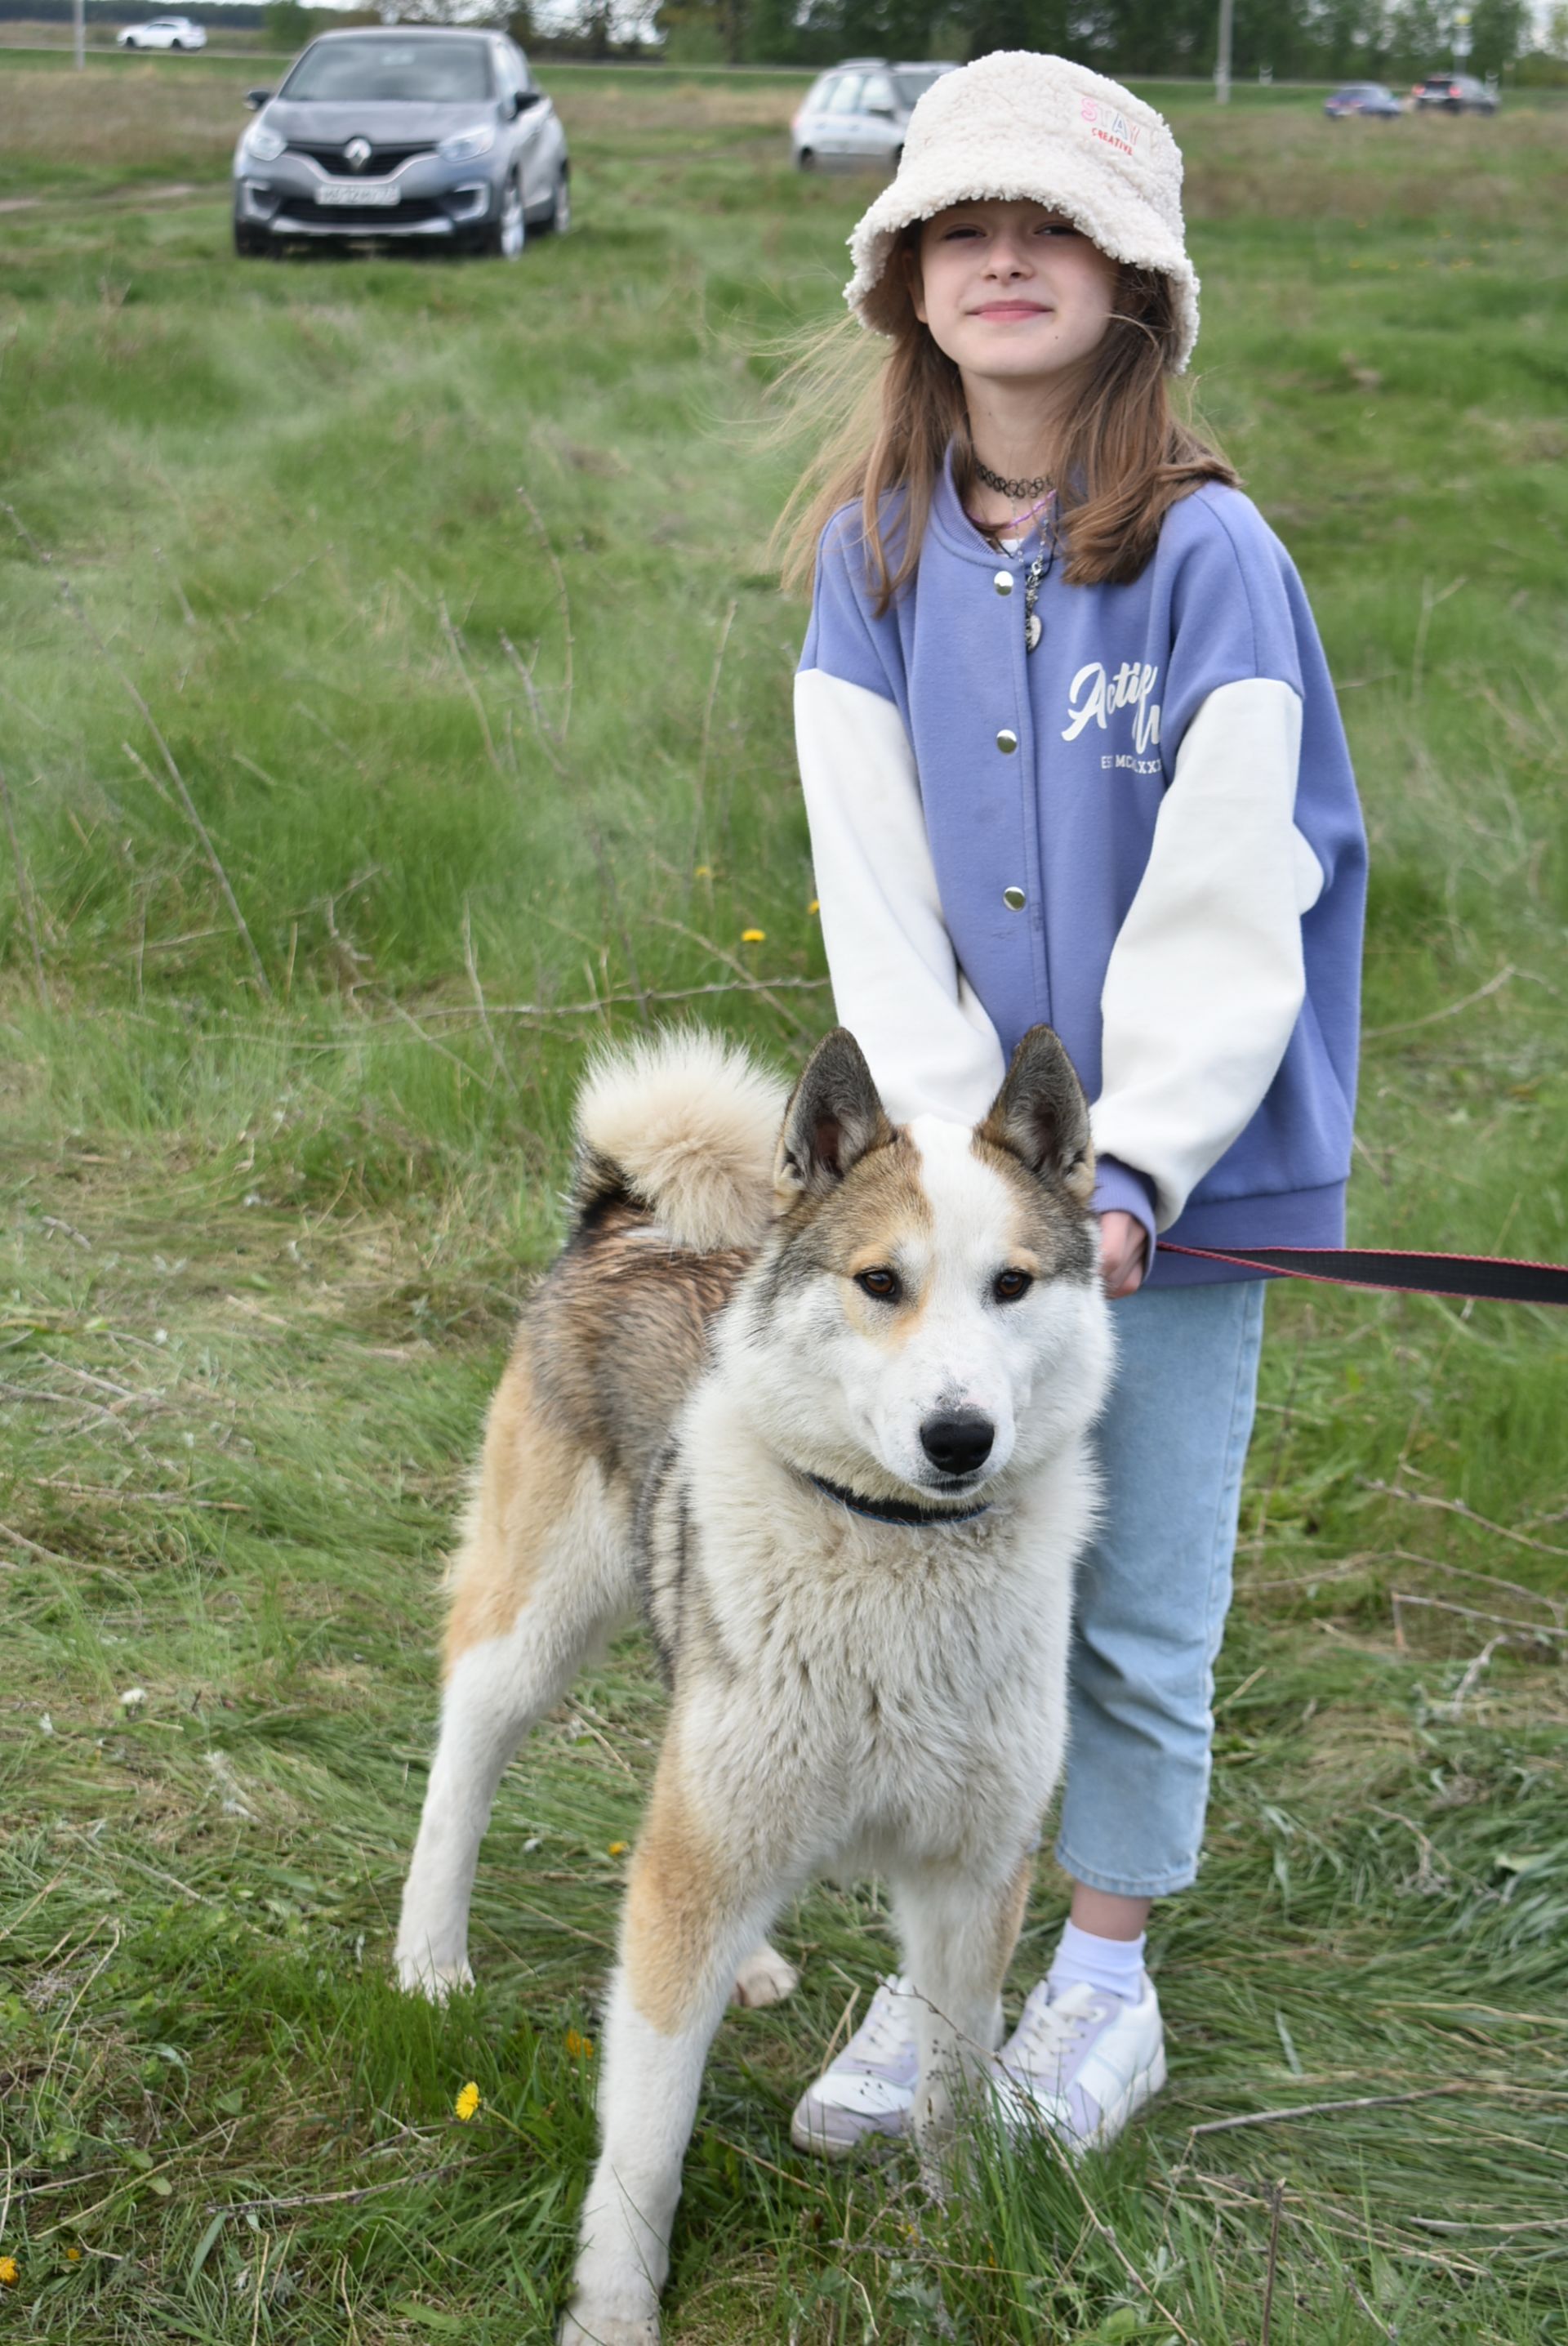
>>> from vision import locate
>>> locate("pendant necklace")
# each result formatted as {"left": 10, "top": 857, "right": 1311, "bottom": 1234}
{"left": 969, "top": 457, "right": 1058, "bottom": 651}
{"left": 1022, "top": 511, "right": 1058, "bottom": 653}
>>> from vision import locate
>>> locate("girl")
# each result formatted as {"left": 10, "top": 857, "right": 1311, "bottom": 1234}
{"left": 779, "top": 51, "right": 1366, "bottom": 2154}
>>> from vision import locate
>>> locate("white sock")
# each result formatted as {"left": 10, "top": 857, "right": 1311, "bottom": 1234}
{"left": 1046, "top": 1918, "right": 1147, "bottom": 2006}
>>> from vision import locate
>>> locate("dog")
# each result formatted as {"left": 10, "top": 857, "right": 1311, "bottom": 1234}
{"left": 394, "top": 1021, "right": 1114, "bottom": 2345}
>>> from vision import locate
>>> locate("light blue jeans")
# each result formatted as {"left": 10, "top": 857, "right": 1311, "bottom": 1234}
{"left": 1054, "top": 1279, "right": 1267, "bottom": 1898}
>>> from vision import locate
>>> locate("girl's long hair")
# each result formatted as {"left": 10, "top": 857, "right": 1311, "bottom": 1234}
{"left": 771, "top": 231, "right": 1237, "bottom": 612}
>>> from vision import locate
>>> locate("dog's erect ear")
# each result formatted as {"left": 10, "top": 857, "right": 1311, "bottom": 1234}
{"left": 776, "top": 1028, "right": 894, "bottom": 1199}
{"left": 978, "top": 1026, "right": 1095, "bottom": 1205}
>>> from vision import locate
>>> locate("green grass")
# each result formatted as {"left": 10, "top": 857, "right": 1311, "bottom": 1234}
{"left": 2, "top": 62, "right": 1566, "bottom": 2345}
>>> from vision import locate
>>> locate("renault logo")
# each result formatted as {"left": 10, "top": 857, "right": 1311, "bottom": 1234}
{"left": 344, "top": 137, "right": 372, "bottom": 171}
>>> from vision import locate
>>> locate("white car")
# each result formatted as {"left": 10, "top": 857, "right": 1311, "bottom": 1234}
{"left": 118, "top": 17, "right": 208, "bottom": 50}
{"left": 791, "top": 58, "right": 956, "bottom": 171}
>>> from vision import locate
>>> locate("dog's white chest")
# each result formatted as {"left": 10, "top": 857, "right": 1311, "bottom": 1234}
{"left": 691, "top": 1542, "right": 1066, "bottom": 1867}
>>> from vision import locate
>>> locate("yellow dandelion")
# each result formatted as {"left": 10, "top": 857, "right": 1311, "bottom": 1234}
{"left": 0, "top": 2256, "right": 18, "bottom": 2287}
{"left": 693, "top": 864, "right": 712, "bottom": 880}
{"left": 806, "top": 899, "right": 819, "bottom": 917}
{"left": 608, "top": 1841, "right": 628, "bottom": 1858}
{"left": 454, "top": 2081, "right": 481, "bottom": 2123}
{"left": 65, "top": 2249, "right": 82, "bottom": 2264}
{"left": 565, "top": 2027, "right": 595, "bottom": 2059}
{"left": 741, "top": 928, "right": 765, "bottom": 944}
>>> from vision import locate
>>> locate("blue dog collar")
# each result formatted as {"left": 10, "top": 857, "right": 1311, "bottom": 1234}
{"left": 804, "top": 1471, "right": 991, "bottom": 1528}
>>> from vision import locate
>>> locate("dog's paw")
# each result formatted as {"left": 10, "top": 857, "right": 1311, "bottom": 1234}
{"left": 559, "top": 2304, "right": 659, "bottom": 2345}
{"left": 731, "top": 1941, "right": 799, "bottom": 2009}
{"left": 394, "top": 1951, "right": 474, "bottom": 2003}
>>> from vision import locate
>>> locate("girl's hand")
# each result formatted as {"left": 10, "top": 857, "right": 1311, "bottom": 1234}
{"left": 1097, "top": 1210, "right": 1147, "bottom": 1300}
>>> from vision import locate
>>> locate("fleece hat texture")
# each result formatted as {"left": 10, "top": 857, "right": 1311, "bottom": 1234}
{"left": 845, "top": 51, "right": 1200, "bottom": 372}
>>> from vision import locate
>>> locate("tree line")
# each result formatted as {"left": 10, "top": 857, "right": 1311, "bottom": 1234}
{"left": 8, "top": 0, "right": 1555, "bottom": 84}
{"left": 648, "top": 0, "right": 1535, "bottom": 79}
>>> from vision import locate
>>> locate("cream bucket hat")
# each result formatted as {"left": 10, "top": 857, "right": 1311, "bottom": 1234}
{"left": 845, "top": 51, "right": 1200, "bottom": 373}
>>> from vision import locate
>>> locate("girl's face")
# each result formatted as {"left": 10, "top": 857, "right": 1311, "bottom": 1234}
{"left": 910, "top": 200, "right": 1120, "bottom": 387}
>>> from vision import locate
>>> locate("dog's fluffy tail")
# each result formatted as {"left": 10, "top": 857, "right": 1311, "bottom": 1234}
{"left": 572, "top": 1028, "right": 788, "bottom": 1253}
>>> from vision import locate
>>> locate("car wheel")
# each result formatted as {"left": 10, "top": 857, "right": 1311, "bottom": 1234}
{"left": 543, "top": 166, "right": 570, "bottom": 234}
{"left": 796, "top": 146, "right": 816, "bottom": 171}
{"left": 234, "top": 220, "right": 268, "bottom": 258}
{"left": 480, "top": 170, "right": 524, "bottom": 259}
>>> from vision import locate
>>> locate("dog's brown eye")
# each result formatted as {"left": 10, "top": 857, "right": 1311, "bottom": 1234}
{"left": 993, "top": 1269, "right": 1033, "bottom": 1304}
{"left": 856, "top": 1267, "right": 902, "bottom": 1302}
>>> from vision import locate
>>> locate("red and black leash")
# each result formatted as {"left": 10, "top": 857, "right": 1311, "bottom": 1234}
{"left": 1157, "top": 1243, "right": 1568, "bottom": 1309}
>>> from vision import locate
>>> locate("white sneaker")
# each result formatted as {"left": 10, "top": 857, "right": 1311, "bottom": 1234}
{"left": 993, "top": 1975, "right": 1167, "bottom": 2152}
{"left": 790, "top": 1974, "right": 919, "bottom": 2159}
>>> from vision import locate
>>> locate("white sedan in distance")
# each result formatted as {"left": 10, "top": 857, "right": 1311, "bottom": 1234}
{"left": 118, "top": 16, "right": 208, "bottom": 49}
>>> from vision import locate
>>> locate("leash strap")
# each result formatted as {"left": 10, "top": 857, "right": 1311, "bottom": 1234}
{"left": 1156, "top": 1242, "right": 1568, "bottom": 1309}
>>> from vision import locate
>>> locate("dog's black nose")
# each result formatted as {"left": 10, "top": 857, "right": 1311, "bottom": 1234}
{"left": 919, "top": 1411, "right": 995, "bottom": 1477}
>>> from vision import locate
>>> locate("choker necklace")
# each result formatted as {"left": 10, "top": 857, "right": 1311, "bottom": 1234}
{"left": 805, "top": 1470, "right": 992, "bottom": 1528}
{"left": 975, "top": 457, "right": 1053, "bottom": 501}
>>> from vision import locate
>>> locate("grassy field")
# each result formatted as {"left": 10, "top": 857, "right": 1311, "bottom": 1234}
{"left": 2, "top": 54, "right": 1566, "bottom": 2346}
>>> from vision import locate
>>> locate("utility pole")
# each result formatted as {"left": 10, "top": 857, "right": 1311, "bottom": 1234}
{"left": 74, "top": 0, "right": 85, "bottom": 69}
{"left": 1215, "top": 0, "right": 1232, "bottom": 102}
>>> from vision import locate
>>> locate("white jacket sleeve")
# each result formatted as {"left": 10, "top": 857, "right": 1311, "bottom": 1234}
{"left": 1092, "top": 676, "right": 1324, "bottom": 1230}
{"left": 795, "top": 667, "right": 1006, "bottom": 1126}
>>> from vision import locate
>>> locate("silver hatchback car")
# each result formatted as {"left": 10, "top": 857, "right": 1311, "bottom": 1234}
{"left": 790, "top": 59, "right": 956, "bottom": 172}
{"left": 234, "top": 28, "right": 569, "bottom": 259}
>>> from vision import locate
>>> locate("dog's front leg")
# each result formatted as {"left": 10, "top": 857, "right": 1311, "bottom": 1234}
{"left": 892, "top": 1853, "right": 1031, "bottom": 2143}
{"left": 560, "top": 1976, "right": 730, "bottom": 2346}
{"left": 562, "top": 1754, "right": 777, "bottom": 2346}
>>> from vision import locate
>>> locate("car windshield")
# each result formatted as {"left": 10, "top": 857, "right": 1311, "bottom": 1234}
{"left": 282, "top": 36, "right": 495, "bottom": 104}
{"left": 891, "top": 65, "right": 947, "bottom": 107}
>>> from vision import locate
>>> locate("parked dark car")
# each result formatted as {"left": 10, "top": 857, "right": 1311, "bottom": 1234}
{"left": 233, "top": 28, "right": 569, "bottom": 258}
{"left": 791, "top": 58, "right": 957, "bottom": 170}
{"left": 1410, "top": 72, "right": 1498, "bottom": 112}
{"left": 1324, "top": 83, "right": 1403, "bottom": 118}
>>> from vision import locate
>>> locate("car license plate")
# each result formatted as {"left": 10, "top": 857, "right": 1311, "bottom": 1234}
{"left": 317, "top": 181, "right": 399, "bottom": 207}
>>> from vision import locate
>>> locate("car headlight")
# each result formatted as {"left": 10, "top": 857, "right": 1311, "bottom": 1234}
{"left": 244, "top": 122, "right": 287, "bottom": 163}
{"left": 438, "top": 124, "right": 496, "bottom": 163}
